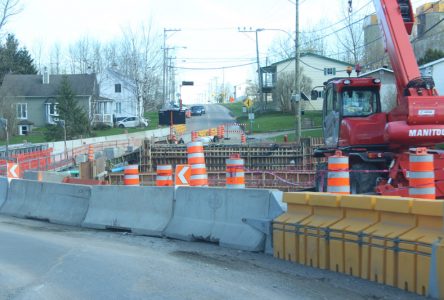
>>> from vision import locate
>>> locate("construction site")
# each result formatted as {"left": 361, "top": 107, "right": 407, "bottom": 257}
{"left": 2, "top": 0, "right": 444, "bottom": 299}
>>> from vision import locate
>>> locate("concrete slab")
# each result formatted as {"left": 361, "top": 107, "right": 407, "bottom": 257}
{"left": 0, "top": 179, "right": 91, "bottom": 226}
{"left": 82, "top": 185, "right": 174, "bottom": 236}
{"left": 164, "top": 187, "right": 284, "bottom": 252}
{"left": 0, "top": 177, "right": 8, "bottom": 208}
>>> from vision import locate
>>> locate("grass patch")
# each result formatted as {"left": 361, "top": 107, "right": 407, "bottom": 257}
{"left": 222, "top": 102, "right": 322, "bottom": 134}
{"left": 0, "top": 110, "right": 164, "bottom": 146}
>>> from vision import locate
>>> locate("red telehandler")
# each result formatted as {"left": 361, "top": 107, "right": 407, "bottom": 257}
{"left": 314, "top": 0, "right": 444, "bottom": 198}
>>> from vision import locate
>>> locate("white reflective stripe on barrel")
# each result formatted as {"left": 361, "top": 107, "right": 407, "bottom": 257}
{"left": 410, "top": 155, "right": 433, "bottom": 162}
{"left": 156, "top": 176, "right": 172, "bottom": 180}
{"left": 124, "top": 175, "right": 139, "bottom": 180}
{"left": 226, "top": 159, "right": 244, "bottom": 165}
{"left": 190, "top": 174, "right": 208, "bottom": 180}
{"left": 226, "top": 172, "right": 245, "bottom": 178}
{"left": 187, "top": 153, "right": 205, "bottom": 159}
{"left": 409, "top": 187, "right": 436, "bottom": 195}
{"left": 157, "top": 165, "right": 172, "bottom": 171}
{"left": 226, "top": 184, "right": 245, "bottom": 188}
{"left": 327, "top": 186, "right": 350, "bottom": 193}
{"left": 328, "top": 157, "right": 348, "bottom": 164}
{"left": 191, "top": 164, "right": 206, "bottom": 169}
{"left": 409, "top": 171, "right": 435, "bottom": 179}
{"left": 187, "top": 141, "right": 203, "bottom": 148}
{"left": 327, "top": 172, "right": 349, "bottom": 178}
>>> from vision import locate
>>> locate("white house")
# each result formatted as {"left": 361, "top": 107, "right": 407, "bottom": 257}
{"left": 359, "top": 67, "right": 397, "bottom": 112}
{"left": 265, "top": 53, "right": 351, "bottom": 110}
{"left": 419, "top": 57, "right": 444, "bottom": 95}
{"left": 98, "top": 68, "right": 143, "bottom": 119}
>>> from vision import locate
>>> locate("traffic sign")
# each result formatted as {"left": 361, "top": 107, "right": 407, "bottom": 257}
{"left": 243, "top": 98, "right": 253, "bottom": 108}
{"left": 7, "top": 163, "right": 20, "bottom": 178}
{"left": 229, "top": 96, "right": 234, "bottom": 103}
{"left": 175, "top": 164, "right": 191, "bottom": 186}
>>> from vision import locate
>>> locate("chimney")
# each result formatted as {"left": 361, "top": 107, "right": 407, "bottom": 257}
{"left": 43, "top": 67, "right": 49, "bottom": 84}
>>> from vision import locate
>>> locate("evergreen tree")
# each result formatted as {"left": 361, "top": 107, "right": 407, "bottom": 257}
{"left": 45, "top": 76, "right": 90, "bottom": 141}
{"left": 0, "top": 34, "right": 37, "bottom": 81}
{"left": 418, "top": 48, "right": 444, "bottom": 66}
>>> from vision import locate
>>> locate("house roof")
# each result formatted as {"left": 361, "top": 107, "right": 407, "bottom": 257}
{"left": 359, "top": 67, "right": 394, "bottom": 77}
{"left": 101, "top": 68, "right": 136, "bottom": 89}
{"left": 0, "top": 73, "right": 97, "bottom": 97}
{"left": 270, "top": 52, "right": 351, "bottom": 67}
{"left": 419, "top": 57, "right": 444, "bottom": 69}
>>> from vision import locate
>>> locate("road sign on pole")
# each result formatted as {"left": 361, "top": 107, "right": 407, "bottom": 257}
{"left": 7, "top": 163, "right": 20, "bottom": 178}
{"left": 175, "top": 164, "right": 191, "bottom": 186}
{"left": 243, "top": 98, "right": 253, "bottom": 108}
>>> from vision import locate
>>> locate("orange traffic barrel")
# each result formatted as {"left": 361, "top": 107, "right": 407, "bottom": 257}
{"left": 226, "top": 154, "right": 245, "bottom": 188}
{"left": 156, "top": 164, "right": 173, "bottom": 186}
{"left": 409, "top": 147, "right": 435, "bottom": 199}
{"left": 187, "top": 141, "right": 205, "bottom": 165}
{"left": 124, "top": 164, "right": 140, "bottom": 186}
{"left": 217, "top": 125, "right": 225, "bottom": 139}
{"left": 241, "top": 133, "right": 246, "bottom": 144}
{"left": 190, "top": 163, "right": 208, "bottom": 186}
{"left": 327, "top": 150, "right": 350, "bottom": 194}
{"left": 88, "top": 144, "right": 94, "bottom": 161}
{"left": 191, "top": 131, "right": 198, "bottom": 142}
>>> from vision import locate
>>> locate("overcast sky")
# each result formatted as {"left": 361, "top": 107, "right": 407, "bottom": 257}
{"left": 4, "top": 0, "right": 432, "bottom": 102}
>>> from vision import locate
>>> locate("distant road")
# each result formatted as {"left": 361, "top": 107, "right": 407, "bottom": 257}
{"left": 185, "top": 104, "right": 236, "bottom": 132}
{"left": 0, "top": 216, "right": 420, "bottom": 300}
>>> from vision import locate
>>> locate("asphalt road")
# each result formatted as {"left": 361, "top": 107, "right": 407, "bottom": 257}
{"left": 0, "top": 215, "right": 423, "bottom": 300}
{"left": 185, "top": 104, "right": 238, "bottom": 132}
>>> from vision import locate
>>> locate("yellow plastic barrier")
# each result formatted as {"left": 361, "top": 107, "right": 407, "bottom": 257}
{"left": 397, "top": 200, "right": 444, "bottom": 296}
{"left": 173, "top": 124, "right": 187, "bottom": 135}
{"left": 273, "top": 192, "right": 313, "bottom": 262}
{"left": 272, "top": 193, "right": 444, "bottom": 298}
{"left": 429, "top": 239, "right": 444, "bottom": 299}
{"left": 209, "top": 128, "right": 217, "bottom": 136}
{"left": 329, "top": 195, "right": 379, "bottom": 276}
{"left": 361, "top": 197, "right": 416, "bottom": 286}
{"left": 299, "top": 193, "right": 343, "bottom": 269}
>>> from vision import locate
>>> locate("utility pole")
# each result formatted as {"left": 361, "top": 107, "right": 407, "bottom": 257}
{"left": 295, "top": 0, "right": 301, "bottom": 143}
{"left": 238, "top": 27, "right": 264, "bottom": 111}
{"left": 163, "top": 28, "right": 180, "bottom": 108}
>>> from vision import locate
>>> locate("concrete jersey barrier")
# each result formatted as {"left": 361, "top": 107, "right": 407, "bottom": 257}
{"left": 0, "top": 177, "right": 8, "bottom": 208}
{"left": 0, "top": 179, "right": 91, "bottom": 226}
{"left": 82, "top": 185, "right": 174, "bottom": 236}
{"left": 164, "top": 187, "right": 284, "bottom": 252}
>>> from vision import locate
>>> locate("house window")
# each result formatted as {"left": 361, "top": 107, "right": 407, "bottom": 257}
{"left": 115, "top": 84, "right": 122, "bottom": 93}
{"left": 324, "top": 68, "right": 336, "bottom": 76}
{"left": 115, "top": 102, "right": 122, "bottom": 114}
{"left": 18, "top": 125, "right": 29, "bottom": 135}
{"left": 17, "top": 103, "right": 27, "bottom": 119}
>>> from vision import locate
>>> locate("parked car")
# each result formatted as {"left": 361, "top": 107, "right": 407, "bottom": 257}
{"left": 190, "top": 106, "right": 203, "bottom": 116}
{"left": 117, "top": 116, "right": 149, "bottom": 128}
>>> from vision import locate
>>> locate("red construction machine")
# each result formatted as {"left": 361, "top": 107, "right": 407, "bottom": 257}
{"left": 314, "top": 0, "right": 444, "bottom": 198}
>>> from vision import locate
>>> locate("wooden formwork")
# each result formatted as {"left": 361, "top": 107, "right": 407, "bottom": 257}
{"left": 140, "top": 137, "right": 325, "bottom": 173}
{"left": 107, "top": 169, "right": 316, "bottom": 192}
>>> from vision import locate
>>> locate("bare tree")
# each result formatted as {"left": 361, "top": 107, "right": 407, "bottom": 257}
{"left": 0, "top": 0, "right": 22, "bottom": 33}
{"left": 334, "top": 3, "right": 369, "bottom": 65}
{"left": 272, "top": 68, "right": 312, "bottom": 113}
{"left": 50, "top": 42, "right": 62, "bottom": 74}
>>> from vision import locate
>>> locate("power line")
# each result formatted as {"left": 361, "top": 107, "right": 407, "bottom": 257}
{"left": 173, "top": 62, "right": 256, "bottom": 70}
{"left": 302, "top": 0, "right": 372, "bottom": 34}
